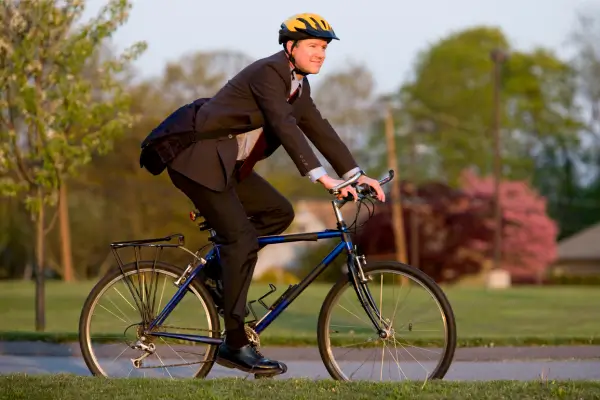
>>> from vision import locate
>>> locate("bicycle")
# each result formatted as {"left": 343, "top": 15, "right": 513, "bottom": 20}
{"left": 78, "top": 169, "right": 456, "bottom": 381}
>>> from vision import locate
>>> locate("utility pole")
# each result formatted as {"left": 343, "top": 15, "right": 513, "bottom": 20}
{"left": 384, "top": 106, "right": 408, "bottom": 267}
{"left": 408, "top": 130, "right": 420, "bottom": 269}
{"left": 490, "top": 48, "right": 508, "bottom": 271}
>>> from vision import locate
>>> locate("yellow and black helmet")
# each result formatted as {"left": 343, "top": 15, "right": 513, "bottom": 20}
{"left": 278, "top": 13, "right": 340, "bottom": 44}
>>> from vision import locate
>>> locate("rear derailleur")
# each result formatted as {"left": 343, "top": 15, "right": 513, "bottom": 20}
{"left": 130, "top": 336, "right": 156, "bottom": 368}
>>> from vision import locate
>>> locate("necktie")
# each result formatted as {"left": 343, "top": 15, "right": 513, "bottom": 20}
{"left": 236, "top": 86, "right": 301, "bottom": 180}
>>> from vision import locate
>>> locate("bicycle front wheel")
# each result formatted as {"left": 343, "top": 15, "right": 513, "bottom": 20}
{"left": 317, "top": 261, "right": 456, "bottom": 382}
{"left": 78, "top": 261, "right": 221, "bottom": 379}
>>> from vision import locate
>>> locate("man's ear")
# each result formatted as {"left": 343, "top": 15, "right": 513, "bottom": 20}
{"left": 286, "top": 40, "right": 301, "bottom": 54}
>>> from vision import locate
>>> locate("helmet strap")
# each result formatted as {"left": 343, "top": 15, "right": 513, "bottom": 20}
{"left": 283, "top": 40, "right": 311, "bottom": 76}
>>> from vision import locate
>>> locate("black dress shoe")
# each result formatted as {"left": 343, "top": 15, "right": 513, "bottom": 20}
{"left": 216, "top": 343, "right": 287, "bottom": 376}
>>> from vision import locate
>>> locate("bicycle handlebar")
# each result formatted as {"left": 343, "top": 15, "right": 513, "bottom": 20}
{"left": 377, "top": 169, "right": 395, "bottom": 186}
{"left": 328, "top": 170, "right": 364, "bottom": 194}
{"left": 329, "top": 169, "right": 395, "bottom": 201}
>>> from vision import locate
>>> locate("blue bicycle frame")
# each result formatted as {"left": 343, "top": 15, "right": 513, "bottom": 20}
{"left": 110, "top": 171, "right": 394, "bottom": 346}
{"left": 143, "top": 230, "right": 358, "bottom": 345}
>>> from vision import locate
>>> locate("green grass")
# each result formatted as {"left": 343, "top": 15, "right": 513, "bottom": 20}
{"left": 1, "top": 280, "right": 599, "bottom": 346}
{"left": 2, "top": 374, "right": 599, "bottom": 399}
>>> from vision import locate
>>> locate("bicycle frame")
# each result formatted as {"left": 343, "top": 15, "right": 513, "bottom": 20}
{"left": 110, "top": 171, "right": 394, "bottom": 347}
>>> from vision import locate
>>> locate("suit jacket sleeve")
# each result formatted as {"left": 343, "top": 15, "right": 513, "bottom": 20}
{"left": 249, "top": 64, "right": 323, "bottom": 176}
{"left": 298, "top": 83, "right": 360, "bottom": 178}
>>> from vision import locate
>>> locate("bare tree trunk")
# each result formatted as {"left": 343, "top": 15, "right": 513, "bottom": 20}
{"left": 59, "top": 181, "right": 74, "bottom": 282}
{"left": 35, "top": 188, "right": 46, "bottom": 332}
{"left": 409, "top": 130, "right": 420, "bottom": 269}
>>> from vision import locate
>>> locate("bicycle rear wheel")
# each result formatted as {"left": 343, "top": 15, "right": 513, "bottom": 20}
{"left": 317, "top": 261, "right": 456, "bottom": 381}
{"left": 78, "top": 261, "right": 220, "bottom": 379}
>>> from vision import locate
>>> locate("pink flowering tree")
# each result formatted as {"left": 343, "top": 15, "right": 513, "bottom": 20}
{"left": 354, "top": 169, "right": 558, "bottom": 283}
{"left": 459, "top": 169, "right": 558, "bottom": 281}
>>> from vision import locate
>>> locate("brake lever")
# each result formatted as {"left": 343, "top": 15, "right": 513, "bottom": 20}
{"left": 355, "top": 183, "right": 375, "bottom": 197}
{"left": 338, "top": 185, "right": 371, "bottom": 203}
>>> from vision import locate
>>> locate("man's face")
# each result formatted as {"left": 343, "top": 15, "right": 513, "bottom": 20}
{"left": 288, "top": 39, "right": 328, "bottom": 75}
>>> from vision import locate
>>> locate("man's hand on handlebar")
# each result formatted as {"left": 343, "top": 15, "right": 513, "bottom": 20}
{"left": 317, "top": 170, "right": 388, "bottom": 203}
{"left": 356, "top": 175, "right": 386, "bottom": 202}
{"left": 318, "top": 175, "right": 359, "bottom": 202}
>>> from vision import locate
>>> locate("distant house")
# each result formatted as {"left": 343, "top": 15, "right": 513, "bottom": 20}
{"left": 549, "top": 222, "right": 600, "bottom": 277}
{"left": 253, "top": 198, "right": 368, "bottom": 278}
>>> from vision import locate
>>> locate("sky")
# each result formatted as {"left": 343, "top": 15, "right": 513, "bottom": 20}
{"left": 82, "top": 0, "right": 596, "bottom": 95}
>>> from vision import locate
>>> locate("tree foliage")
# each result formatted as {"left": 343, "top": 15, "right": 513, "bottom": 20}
{"left": 0, "top": 0, "right": 146, "bottom": 280}
{"left": 360, "top": 24, "right": 592, "bottom": 242}
{"left": 61, "top": 49, "right": 254, "bottom": 278}
{"left": 354, "top": 170, "right": 558, "bottom": 283}
{"left": 312, "top": 61, "right": 376, "bottom": 167}
{"left": 1, "top": 10, "right": 595, "bottom": 286}
{"left": 371, "top": 26, "right": 583, "bottom": 186}
{"left": 548, "top": 7, "right": 600, "bottom": 239}
{"left": 0, "top": 0, "right": 146, "bottom": 207}
{"left": 460, "top": 170, "right": 558, "bottom": 281}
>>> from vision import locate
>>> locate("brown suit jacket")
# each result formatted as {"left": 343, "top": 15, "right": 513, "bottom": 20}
{"left": 168, "top": 50, "right": 358, "bottom": 191}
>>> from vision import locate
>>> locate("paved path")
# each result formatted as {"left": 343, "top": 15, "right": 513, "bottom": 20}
{"left": 1, "top": 342, "right": 599, "bottom": 381}
{"left": 2, "top": 355, "right": 599, "bottom": 381}
{"left": 2, "top": 341, "right": 600, "bottom": 361}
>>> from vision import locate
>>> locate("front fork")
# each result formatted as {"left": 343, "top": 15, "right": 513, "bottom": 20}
{"left": 347, "top": 250, "right": 392, "bottom": 339}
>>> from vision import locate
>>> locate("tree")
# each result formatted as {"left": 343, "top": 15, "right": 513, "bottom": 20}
{"left": 354, "top": 170, "right": 558, "bottom": 284}
{"left": 505, "top": 47, "right": 583, "bottom": 235}
{"left": 549, "top": 6, "right": 600, "bottom": 239}
{"left": 312, "top": 60, "right": 376, "bottom": 167}
{"left": 355, "top": 179, "right": 494, "bottom": 283}
{"left": 0, "top": 0, "right": 146, "bottom": 330}
{"left": 375, "top": 26, "right": 583, "bottom": 186}
{"left": 159, "top": 50, "right": 254, "bottom": 107}
{"left": 0, "top": 198, "right": 33, "bottom": 279}
{"left": 460, "top": 169, "right": 558, "bottom": 282}
{"left": 62, "top": 49, "right": 254, "bottom": 279}
{"left": 570, "top": 7, "right": 600, "bottom": 149}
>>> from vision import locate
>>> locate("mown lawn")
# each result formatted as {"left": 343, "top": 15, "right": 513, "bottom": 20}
{"left": 1, "top": 374, "right": 599, "bottom": 400}
{"left": 1, "top": 280, "right": 599, "bottom": 346}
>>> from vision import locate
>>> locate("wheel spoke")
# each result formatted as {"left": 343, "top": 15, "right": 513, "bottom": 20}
{"left": 320, "top": 263, "right": 456, "bottom": 382}
{"left": 80, "top": 263, "right": 220, "bottom": 379}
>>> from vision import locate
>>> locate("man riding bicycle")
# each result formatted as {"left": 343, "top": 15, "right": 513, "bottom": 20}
{"left": 141, "top": 12, "right": 385, "bottom": 376}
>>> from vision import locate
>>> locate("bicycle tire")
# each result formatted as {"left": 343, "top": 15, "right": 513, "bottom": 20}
{"left": 78, "top": 261, "right": 221, "bottom": 378}
{"left": 317, "top": 261, "right": 457, "bottom": 381}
